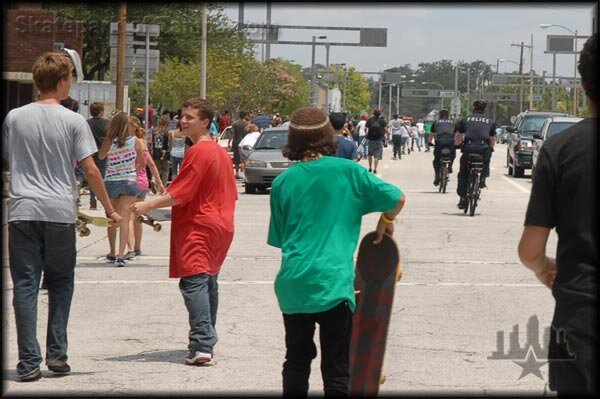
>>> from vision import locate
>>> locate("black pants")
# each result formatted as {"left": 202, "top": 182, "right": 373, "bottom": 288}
{"left": 457, "top": 144, "right": 491, "bottom": 197}
{"left": 432, "top": 141, "right": 456, "bottom": 176}
{"left": 391, "top": 135, "right": 402, "bottom": 158}
{"left": 282, "top": 301, "right": 352, "bottom": 397}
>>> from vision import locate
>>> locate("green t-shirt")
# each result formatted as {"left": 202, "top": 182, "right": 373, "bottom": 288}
{"left": 267, "top": 156, "right": 403, "bottom": 314}
{"left": 424, "top": 123, "right": 432, "bottom": 134}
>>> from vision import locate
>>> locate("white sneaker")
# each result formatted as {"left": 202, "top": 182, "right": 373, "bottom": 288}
{"left": 184, "top": 351, "right": 212, "bottom": 365}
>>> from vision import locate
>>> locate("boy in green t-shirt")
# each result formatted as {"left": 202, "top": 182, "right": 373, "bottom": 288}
{"left": 267, "top": 107, "right": 406, "bottom": 397}
{"left": 423, "top": 120, "right": 433, "bottom": 152}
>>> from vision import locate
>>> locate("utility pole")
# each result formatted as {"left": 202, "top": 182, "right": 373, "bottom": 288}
{"left": 265, "top": 2, "right": 271, "bottom": 61}
{"left": 325, "top": 44, "right": 330, "bottom": 68}
{"left": 551, "top": 53, "right": 556, "bottom": 111}
{"left": 573, "top": 29, "right": 578, "bottom": 116}
{"left": 238, "top": 2, "right": 244, "bottom": 33}
{"left": 529, "top": 34, "right": 534, "bottom": 110}
{"left": 343, "top": 66, "right": 348, "bottom": 112}
{"left": 511, "top": 41, "right": 526, "bottom": 113}
{"left": 453, "top": 62, "right": 459, "bottom": 119}
{"left": 200, "top": 3, "right": 207, "bottom": 99}
{"left": 116, "top": 2, "right": 126, "bottom": 111}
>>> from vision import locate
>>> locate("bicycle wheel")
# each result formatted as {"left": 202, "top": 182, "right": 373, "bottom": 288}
{"left": 441, "top": 165, "right": 448, "bottom": 194}
{"left": 470, "top": 174, "right": 480, "bottom": 216}
{"left": 464, "top": 172, "right": 475, "bottom": 214}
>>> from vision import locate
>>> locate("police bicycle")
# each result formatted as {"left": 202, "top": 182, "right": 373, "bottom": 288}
{"left": 464, "top": 153, "right": 484, "bottom": 216}
{"left": 438, "top": 148, "right": 452, "bottom": 193}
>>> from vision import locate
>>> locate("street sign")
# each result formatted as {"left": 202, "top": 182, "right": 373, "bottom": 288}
{"left": 481, "top": 92, "right": 519, "bottom": 101}
{"left": 382, "top": 72, "right": 406, "bottom": 83}
{"left": 110, "top": 22, "right": 160, "bottom": 36}
{"left": 109, "top": 48, "right": 160, "bottom": 71}
{"left": 451, "top": 97, "right": 460, "bottom": 116}
{"left": 110, "top": 34, "right": 158, "bottom": 48}
{"left": 439, "top": 90, "right": 455, "bottom": 98}
{"left": 492, "top": 75, "right": 510, "bottom": 85}
{"left": 401, "top": 89, "right": 440, "bottom": 98}
{"left": 528, "top": 94, "right": 543, "bottom": 102}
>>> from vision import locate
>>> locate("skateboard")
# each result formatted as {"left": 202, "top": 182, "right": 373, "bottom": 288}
{"left": 137, "top": 208, "right": 171, "bottom": 232}
{"left": 349, "top": 231, "right": 402, "bottom": 397}
{"left": 76, "top": 211, "right": 113, "bottom": 237}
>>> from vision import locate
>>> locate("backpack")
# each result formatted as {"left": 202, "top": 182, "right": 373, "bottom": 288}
{"left": 367, "top": 117, "right": 383, "bottom": 140}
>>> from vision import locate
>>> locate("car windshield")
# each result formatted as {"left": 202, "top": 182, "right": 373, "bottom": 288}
{"left": 253, "top": 131, "right": 288, "bottom": 149}
{"left": 521, "top": 116, "right": 554, "bottom": 133}
{"left": 547, "top": 122, "right": 576, "bottom": 138}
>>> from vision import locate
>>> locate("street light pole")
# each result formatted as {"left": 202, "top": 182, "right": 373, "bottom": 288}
{"left": 574, "top": 29, "right": 578, "bottom": 115}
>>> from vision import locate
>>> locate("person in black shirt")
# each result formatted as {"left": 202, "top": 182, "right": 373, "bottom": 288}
{"left": 429, "top": 109, "right": 457, "bottom": 186}
{"left": 229, "top": 111, "right": 249, "bottom": 179}
{"left": 365, "top": 109, "right": 387, "bottom": 174}
{"left": 454, "top": 100, "right": 496, "bottom": 209}
{"left": 518, "top": 33, "right": 597, "bottom": 396}
{"left": 86, "top": 102, "right": 110, "bottom": 209}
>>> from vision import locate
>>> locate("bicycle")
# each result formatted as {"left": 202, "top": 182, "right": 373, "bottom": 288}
{"left": 464, "top": 153, "right": 484, "bottom": 216}
{"left": 438, "top": 148, "right": 452, "bottom": 194}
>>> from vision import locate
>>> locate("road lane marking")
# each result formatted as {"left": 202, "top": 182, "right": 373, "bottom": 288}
{"left": 501, "top": 175, "right": 530, "bottom": 194}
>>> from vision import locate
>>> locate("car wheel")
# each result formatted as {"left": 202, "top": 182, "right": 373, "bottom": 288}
{"left": 244, "top": 183, "right": 256, "bottom": 194}
{"left": 507, "top": 155, "right": 514, "bottom": 176}
{"left": 515, "top": 166, "right": 525, "bottom": 178}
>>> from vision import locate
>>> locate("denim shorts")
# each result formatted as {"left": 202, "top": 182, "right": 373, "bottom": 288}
{"left": 137, "top": 189, "right": 148, "bottom": 200}
{"left": 105, "top": 180, "right": 142, "bottom": 199}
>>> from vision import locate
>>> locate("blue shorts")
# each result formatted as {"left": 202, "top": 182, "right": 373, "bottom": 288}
{"left": 137, "top": 189, "right": 148, "bottom": 200}
{"left": 105, "top": 180, "right": 142, "bottom": 199}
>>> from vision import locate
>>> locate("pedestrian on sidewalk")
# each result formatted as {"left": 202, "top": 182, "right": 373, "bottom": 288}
{"left": 98, "top": 112, "right": 147, "bottom": 267}
{"left": 518, "top": 33, "right": 597, "bottom": 397}
{"left": 389, "top": 114, "right": 403, "bottom": 160}
{"left": 423, "top": 119, "right": 433, "bottom": 151}
{"left": 228, "top": 111, "right": 249, "bottom": 180}
{"left": 168, "top": 121, "right": 186, "bottom": 180}
{"left": 151, "top": 115, "right": 171, "bottom": 189}
{"left": 365, "top": 109, "right": 387, "bottom": 174}
{"left": 86, "top": 102, "right": 109, "bottom": 209}
{"left": 330, "top": 112, "right": 358, "bottom": 161}
{"left": 268, "top": 106, "right": 406, "bottom": 397}
{"left": 2, "top": 51, "right": 121, "bottom": 382}
{"left": 125, "top": 116, "right": 166, "bottom": 260}
{"left": 131, "top": 98, "right": 237, "bottom": 366}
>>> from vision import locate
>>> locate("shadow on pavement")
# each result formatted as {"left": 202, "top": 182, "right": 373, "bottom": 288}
{"left": 105, "top": 349, "right": 188, "bottom": 365}
{"left": 2, "top": 369, "right": 97, "bottom": 382}
{"left": 76, "top": 262, "right": 165, "bottom": 269}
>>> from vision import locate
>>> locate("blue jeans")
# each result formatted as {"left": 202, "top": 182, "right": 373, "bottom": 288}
{"left": 171, "top": 156, "right": 184, "bottom": 180}
{"left": 9, "top": 221, "right": 76, "bottom": 375}
{"left": 179, "top": 273, "right": 219, "bottom": 355}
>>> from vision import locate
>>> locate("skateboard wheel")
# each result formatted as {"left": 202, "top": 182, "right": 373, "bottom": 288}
{"left": 137, "top": 216, "right": 144, "bottom": 223}
{"left": 81, "top": 227, "right": 90, "bottom": 237}
{"left": 76, "top": 219, "right": 84, "bottom": 228}
{"left": 153, "top": 223, "right": 162, "bottom": 232}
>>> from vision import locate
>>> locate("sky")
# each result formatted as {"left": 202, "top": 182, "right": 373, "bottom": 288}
{"left": 219, "top": 2, "right": 596, "bottom": 80}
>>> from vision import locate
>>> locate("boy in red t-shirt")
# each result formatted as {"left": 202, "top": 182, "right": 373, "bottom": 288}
{"left": 131, "top": 98, "right": 238, "bottom": 365}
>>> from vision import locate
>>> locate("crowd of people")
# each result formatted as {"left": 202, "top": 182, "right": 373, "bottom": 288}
{"left": 2, "top": 32, "right": 597, "bottom": 397}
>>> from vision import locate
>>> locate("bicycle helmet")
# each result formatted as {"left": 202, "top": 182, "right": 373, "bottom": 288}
{"left": 473, "top": 100, "right": 487, "bottom": 110}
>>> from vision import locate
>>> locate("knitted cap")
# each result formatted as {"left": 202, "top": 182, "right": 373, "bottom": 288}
{"left": 287, "top": 107, "right": 334, "bottom": 148}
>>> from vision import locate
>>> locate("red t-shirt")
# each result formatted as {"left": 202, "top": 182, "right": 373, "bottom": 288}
{"left": 219, "top": 114, "right": 231, "bottom": 133}
{"left": 166, "top": 140, "right": 238, "bottom": 278}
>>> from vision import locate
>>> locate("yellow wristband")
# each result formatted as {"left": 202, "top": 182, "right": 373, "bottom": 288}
{"left": 381, "top": 213, "right": 395, "bottom": 224}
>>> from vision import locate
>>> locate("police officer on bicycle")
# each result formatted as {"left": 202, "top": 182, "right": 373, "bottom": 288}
{"left": 455, "top": 100, "right": 496, "bottom": 209}
{"left": 429, "top": 109, "right": 457, "bottom": 186}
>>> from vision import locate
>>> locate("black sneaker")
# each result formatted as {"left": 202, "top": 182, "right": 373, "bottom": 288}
{"left": 46, "top": 359, "right": 70, "bottom": 374}
{"left": 368, "top": 168, "right": 372, "bottom": 173}
{"left": 115, "top": 258, "right": 126, "bottom": 267}
{"left": 433, "top": 177, "right": 440, "bottom": 186}
{"left": 457, "top": 197, "right": 468, "bottom": 209}
{"left": 106, "top": 254, "right": 116, "bottom": 263}
{"left": 124, "top": 251, "right": 136, "bottom": 260}
{"left": 18, "top": 366, "right": 42, "bottom": 382}
{"left": 373, "top": 170, "right": 377, "bottom": 174}
{"left": 479, "top": 180, "right": 487, "bottom": 189}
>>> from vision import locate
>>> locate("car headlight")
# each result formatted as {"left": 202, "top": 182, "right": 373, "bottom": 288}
{"left": 246, "top": 160, "right": 267, "bottom": 168}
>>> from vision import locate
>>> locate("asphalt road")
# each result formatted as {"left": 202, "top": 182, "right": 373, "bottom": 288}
{"left": 2, "top": 143, "right": 558, "bottom": 397}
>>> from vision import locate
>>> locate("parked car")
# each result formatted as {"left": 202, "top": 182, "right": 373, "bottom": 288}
{"left": 216, "top": 125, "right": 232, "bottom": 151}
{"left": 531, "top": 116, "right": 583, "bottom": 181}
{"left": 243, "top": 127, "right": 294, "bottom": 194}
{"left": 506, "top": 111, "right": 570, "bottom": 177}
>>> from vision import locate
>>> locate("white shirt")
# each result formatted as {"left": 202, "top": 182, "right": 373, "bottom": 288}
{"left": 239, "top": 131, "right": 261, "bottom": 149}
{"left": 416, "top": 122, "right": 425, "bottom": 134}
{"left": 357, "top": 120, "right": 367, "bottom": 136}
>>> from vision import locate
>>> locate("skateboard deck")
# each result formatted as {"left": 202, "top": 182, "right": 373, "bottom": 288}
{"left": 76, "top": 211, "right": 113, "bottom": 237}
{"left": 137, "top": 208, "right": 171, "bottom": 232}
{"left": 349, "top": 231, "right": 401, "bottom": 397}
